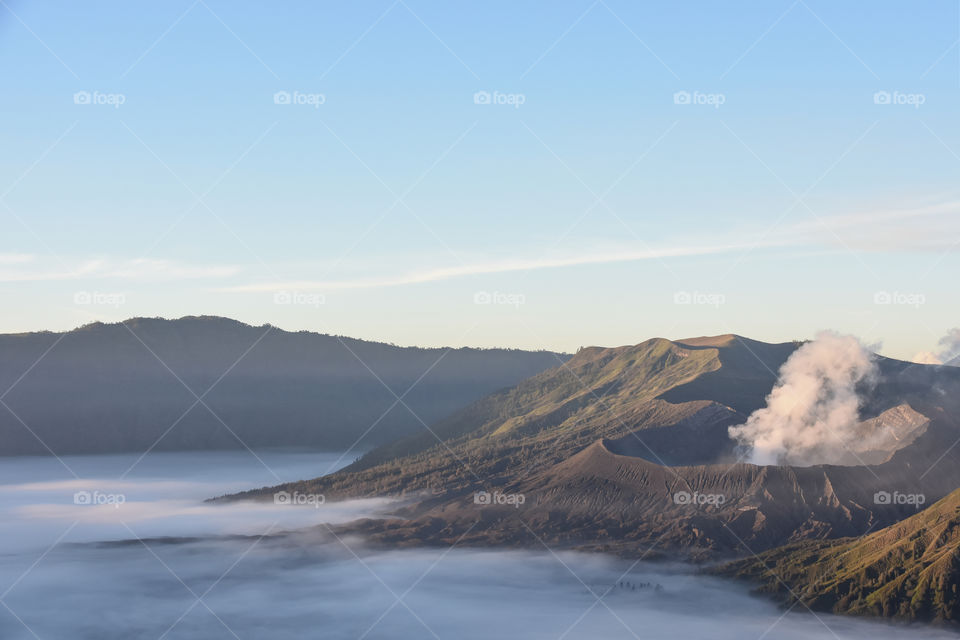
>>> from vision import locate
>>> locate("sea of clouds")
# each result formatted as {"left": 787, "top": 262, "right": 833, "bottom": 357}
{"left": 0, "top": 451, "right": 953, "bottom": 639}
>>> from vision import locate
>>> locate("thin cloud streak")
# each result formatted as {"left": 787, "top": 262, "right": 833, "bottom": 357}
{"left": 0, "top": 253, "right": 35, "bottom": 265}
{"left": 218, "top": 197, "right": 960, "bottom": 293}
{"left": 0, "top": 257, "right": 241, "bottom": 283}
{"left": 789, "top": 199, "right": 960, "bottom": 250}
{"left": 217, "top": 239, "right": 787, "bottom": 293}
{"left": 3, "top": 197, "right": 957, "bottom": 290}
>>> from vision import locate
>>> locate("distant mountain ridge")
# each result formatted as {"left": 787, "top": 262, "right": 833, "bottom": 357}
{"left": 0, "top": 316, "right": 568, "bottom": 456}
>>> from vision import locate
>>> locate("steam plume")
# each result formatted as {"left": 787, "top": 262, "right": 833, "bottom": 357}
{"left": 913, "top": 328, "right": 960, "bottom": 365}
{"left": 728, "top": 331, "right": 878, "bottom": 466}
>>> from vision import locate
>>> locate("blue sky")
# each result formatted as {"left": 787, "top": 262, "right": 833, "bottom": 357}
{"left": 1, "top": 0, "right": 958, "bottom": 359}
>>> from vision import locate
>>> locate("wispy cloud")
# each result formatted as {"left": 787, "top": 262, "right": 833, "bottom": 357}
{"left": 0, "top": 253, "right": 36, "bottom": 265}
{"left": 4, "top": 197, "right": 957, "bottom": 292}
{"left": 0, "top": 257, "right": 241, "bottom": 283}
{"left": 219, "top": 197, "right": 960, "bottom": 293}
{"left": 912, "top": 328, "right": 960, "bottom": 365}
{"left": 216, "top": 239, "right": 784, "bottom": 293}
{"left": 785, "top": 198, "right": 960, "bottom": 251}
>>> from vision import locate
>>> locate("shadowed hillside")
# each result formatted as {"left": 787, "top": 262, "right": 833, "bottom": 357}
{"left": 0, "top": 316, "right": 567, "bottom": 455}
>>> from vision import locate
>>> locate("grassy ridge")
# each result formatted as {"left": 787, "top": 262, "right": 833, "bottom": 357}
{"left": 718, "top": 488, "right": 960, "bottom": 623}
{"left": 226, "top": 336, "right": 755, "bottom": 501}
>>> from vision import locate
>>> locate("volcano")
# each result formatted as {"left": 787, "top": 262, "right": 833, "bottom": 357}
{"left": 223, "top": 334, "right": 960, "bottom": 559}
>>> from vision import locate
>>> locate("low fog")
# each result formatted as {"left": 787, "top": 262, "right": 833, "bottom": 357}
{"left": 1, "top": 532, "right": 954, "bottom": 639}
{"left": 0, "top": 452, "right": 954, "bottom": 639}
{"left": 0, "top": 451, "right": 392, "bottom": 552}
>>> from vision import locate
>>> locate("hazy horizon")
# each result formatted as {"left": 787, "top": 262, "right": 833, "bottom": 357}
{"left": 0, "top": 312, "right": 803, "bottom": 350}
{"left": 3, "top": 314, "right": 959, "bottom": 366}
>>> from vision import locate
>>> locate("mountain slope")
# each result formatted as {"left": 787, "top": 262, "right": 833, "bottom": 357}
{"left": 0, "top": 316, "right": 566, "bottom": 455}
{"left": 716, "top": 487, "right": 960, "bottom": 623}
{"left": 231, "top": 336, "right": 758, "bottom": 498}
{"left": 224, "top": 334, "right": 960, "bottom": 559}
{"left": 342, "top": 336, "right": 743, "bottom": 472}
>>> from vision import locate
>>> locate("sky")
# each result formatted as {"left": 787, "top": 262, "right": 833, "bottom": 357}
{"left": 1, "top": 0, "right": 958, "bottom": 359}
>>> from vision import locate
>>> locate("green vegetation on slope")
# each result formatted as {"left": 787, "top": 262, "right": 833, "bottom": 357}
{"left": 718, "top": 488, "right": 960, "bottom": 623}
{"left": 230, "top": 336, "right": 774, "bottom": 501}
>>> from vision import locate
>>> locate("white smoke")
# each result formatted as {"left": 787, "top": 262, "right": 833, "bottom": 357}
{"left": 912, "top": 328, "right": 960, "bottom": 365}
{"left": 728, "top": 331, "right": 879, "bottom": 466}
